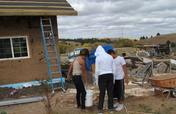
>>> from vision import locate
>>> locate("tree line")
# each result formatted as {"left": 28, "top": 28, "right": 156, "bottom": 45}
{"left": 139, "top": 32, "right": 176, "bottom": 47}
{"left": 59, "top": 38, "right": 112, "bottom": 45}
{"left": 59, "top": 38, "right": 135, "bottom": 54}
{"left": 140, "top": 32, "right": 160, "bottom": 40}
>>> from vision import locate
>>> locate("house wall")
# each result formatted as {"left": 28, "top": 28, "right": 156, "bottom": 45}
{"left": 0, "top": 16, "right": 60, "bottom": 85}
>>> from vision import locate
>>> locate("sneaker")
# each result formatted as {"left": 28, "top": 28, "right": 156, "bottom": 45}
{"left": 113, "top": 102, "right": 119, "bottom": 107}
{"left": 115, "top": 104, "right": 124, "bottom": 111}
{"left": 98, "top": 110, "right": 103, "bottom": 114}
{"left": 109, "top": 109, "right": 113, "bottom": 113}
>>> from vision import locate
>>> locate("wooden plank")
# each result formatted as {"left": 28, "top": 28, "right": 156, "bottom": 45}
{"left": 149, "top": 73, "right": 176, "bottom": 80}
{"left": 0, "top": 5, "right": 73, "bottom": 9}
{"left": 0, "top": 10, "right": 78, "bottom": 16}
{"left": 0, "top": 96, "right": 46, "bottom": 106}
{"left": 0, "top": 3, "right": 70, "bottom": 7}
{"left": 129, "top": 56, "right": 143, "bottom": 62}
{"left": 0, "top": 0, "right": 66, "bottom": 2}
{"left": 153, "top": 59, "right": 170, "bottom": 62}
{"left": 137, "top": 63, "right": 151, "bottom": 74}
{"left": 0, "top": 1, "right": 69, "bottom": 4}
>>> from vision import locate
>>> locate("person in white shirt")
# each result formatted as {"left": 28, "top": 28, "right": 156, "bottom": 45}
{"left": 95, "top": 45, "right": 115, "bottom": 114}
{"left": 107, "top": 49, "right": 129, "bottom": 111}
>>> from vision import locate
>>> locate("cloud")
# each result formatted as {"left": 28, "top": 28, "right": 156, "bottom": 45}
{"left": 57, "top": 0, "right": 176, "bottom": 39}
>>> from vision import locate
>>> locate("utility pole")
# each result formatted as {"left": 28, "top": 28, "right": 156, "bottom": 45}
{"left": 122, "top": 26, "right": 123, "bottom": 38}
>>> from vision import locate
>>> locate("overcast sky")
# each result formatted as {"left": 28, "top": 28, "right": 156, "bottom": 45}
{"left": 57, "top": 0, "right": 176, "bottom": 39}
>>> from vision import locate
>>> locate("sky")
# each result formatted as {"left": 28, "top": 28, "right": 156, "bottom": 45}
{"left": 57, "top": 0, "right": 176, "bottom": 39}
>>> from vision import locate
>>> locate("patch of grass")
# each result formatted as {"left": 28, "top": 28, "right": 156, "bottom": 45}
{"left": 162, "top": 106, "right": 174, "bottom": 114}
{"left": 161, "top": 104, "right": 164, "bottom": 107}
{"left": 154, "top": 111, "right": 162, "bottom": 114}
{"left": 154, "top": 106, "right": 175, "bottom": 114}
{"left": 138, "top": 104, "right": 153, "bottom": 113}
{"left": 127, "top": 103, "right": 176, "bottom": 114}
{"left": 130, "top": 104, "right": 153, "bottom": 113}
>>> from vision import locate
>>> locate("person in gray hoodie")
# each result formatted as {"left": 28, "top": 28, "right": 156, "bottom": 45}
{"left": 94, "top": 45, "right": 115, "bottom": 114}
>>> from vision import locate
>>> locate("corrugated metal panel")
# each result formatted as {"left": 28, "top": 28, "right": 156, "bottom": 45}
{"left": 0, "top": 0, "right": 77, "bottom": 16}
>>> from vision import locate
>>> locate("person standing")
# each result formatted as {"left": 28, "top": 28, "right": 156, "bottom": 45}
{"left": 94, "top": 45, "right": 115, "bottom": 114}
{"left": 67, "top": 49, "right": 90, "bottom": 113}
{"left": 107, "top": 49, "right": 129, "bottom": 111}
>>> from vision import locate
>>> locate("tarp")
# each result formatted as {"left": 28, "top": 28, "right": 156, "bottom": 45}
{"left": 85, "top": 45, "right": 113, "bottom": 72}
{"left": 0, "top": 78, "right": 65, "bottom": 89}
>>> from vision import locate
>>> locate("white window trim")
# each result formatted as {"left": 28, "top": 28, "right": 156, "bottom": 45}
{"left": 0, "top": 36, "right": 30, "bottom": 61}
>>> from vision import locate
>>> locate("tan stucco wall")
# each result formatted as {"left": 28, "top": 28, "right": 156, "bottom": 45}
{"left": 0, "top": 16, "right": 60, "bottom": 85}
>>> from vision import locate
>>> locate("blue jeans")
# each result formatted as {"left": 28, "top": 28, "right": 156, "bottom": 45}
{"left": 72, "top": 75, "right": 87, "bottom": 109}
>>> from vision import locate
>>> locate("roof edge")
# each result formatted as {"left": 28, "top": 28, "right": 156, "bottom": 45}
{"left": 0, "top": 10, "right": 78, "bottom": 16}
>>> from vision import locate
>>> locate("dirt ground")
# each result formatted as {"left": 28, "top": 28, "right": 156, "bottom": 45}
{"left": 1, "top": 80, "right": 176, "bottom": 114}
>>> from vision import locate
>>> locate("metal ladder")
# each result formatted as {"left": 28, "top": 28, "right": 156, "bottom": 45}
{"left": 40, "top": 17, "right": 64, "bottom": 93}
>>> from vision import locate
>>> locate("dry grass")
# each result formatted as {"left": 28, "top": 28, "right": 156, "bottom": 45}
{"left": 136, "top": 33, "right": 176, "bottom": 45}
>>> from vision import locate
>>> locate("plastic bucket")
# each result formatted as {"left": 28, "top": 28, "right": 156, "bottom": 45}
{"left": 85, "top": 90, "right": 94, "bottom": 107}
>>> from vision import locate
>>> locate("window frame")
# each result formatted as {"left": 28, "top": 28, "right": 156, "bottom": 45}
{"left": 0, "top": 36, "right": 30, "bottom": 60}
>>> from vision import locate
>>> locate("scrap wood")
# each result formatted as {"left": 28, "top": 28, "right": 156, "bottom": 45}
{"left": 0, "top": 96, "right": 46, "bottom": 106}
{"left": 129, "top": 56, "right": 143, "bottom": 62}
{"left": 132, "top": 81, "right": 147, "bottom": 86}
{"left": 128, "top": 111, "right": 154, "bottom": 114}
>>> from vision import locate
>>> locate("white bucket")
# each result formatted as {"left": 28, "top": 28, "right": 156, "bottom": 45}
{"left": 85, "top": 90, "right": 94, "bottom": 107}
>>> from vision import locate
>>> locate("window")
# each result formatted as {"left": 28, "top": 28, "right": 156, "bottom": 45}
{"left": 0, "top": 36, "right": 30, "bottom": 60}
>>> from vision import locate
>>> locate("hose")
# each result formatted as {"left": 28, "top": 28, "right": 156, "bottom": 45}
{"left": 123, "top": 104, "right": 129, "bottom": 114}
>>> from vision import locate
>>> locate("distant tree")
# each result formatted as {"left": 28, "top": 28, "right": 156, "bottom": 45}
{"left": 151, "top": 36, "right": 153, "bottom": 38}
{"left": 171, "top": 42, "right": 176, "bottom": 47}
{"left": 82, "top": 43, "right": 90, "bottom": 48}
{"left": 166, "top": 40, "right": 171, "bottom": 45}
{"left": 91, "top": 38, "right": 94, "bottom": 44}
{"left": 115, "top": 42, "right": 123, "bottom": 48}
{"left": 156, "top": 33, "right": 160, "bottom": 36}
{"left": 59, "top": 43, "right": 71, "bottom": 54}
{"left": 116, "top": 39, "right": 135, "bottom": 47}
{"left": 106, "top": 39, "right": 112, "bottom": 44}
{"left": 146, "top": 36, "right": 148, "bottom": 39}
{"left": 133, "top": 39, "right": 138, "bottom": 42}
{"left": 73, "top": 38, "right": 109, "bottom": 45}
{"left": 140, "top": 36, "right": 145, "bottom": 40}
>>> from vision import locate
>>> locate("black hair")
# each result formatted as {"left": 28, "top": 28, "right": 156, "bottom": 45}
{"left": 107, "top": 49, "right": 115, "bottom": 54}
{"left": 80, "top": 49, "right": 90, "bottom": 57}
{"left": 122, "top": 53, "right": 126, "bottom": 57}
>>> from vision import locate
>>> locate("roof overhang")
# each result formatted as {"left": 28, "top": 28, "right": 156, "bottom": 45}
{"left": 0, "top": 9, "right": 77, "bottom": 16}
{"left": 0, "top": 0, "right": 78, "bottom": 16}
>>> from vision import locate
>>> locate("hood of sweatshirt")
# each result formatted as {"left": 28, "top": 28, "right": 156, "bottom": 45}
{"left": 94, "top": 45, "right": 107, "bottom": 57}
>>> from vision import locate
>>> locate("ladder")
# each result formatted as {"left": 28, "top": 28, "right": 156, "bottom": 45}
{"left": 40, "top": 17, "right": 64, "bottom": 93}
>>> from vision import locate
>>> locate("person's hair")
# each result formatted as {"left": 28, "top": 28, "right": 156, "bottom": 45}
{"left": 107, "top": 49, "right": 115, "bottom": 54}
{"left": 80, "top": 49, "right": 90, "bottom": 57}
{"left": 122, "top": 53, "right": 126, "bottom": 57}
